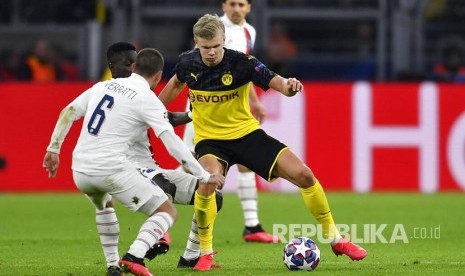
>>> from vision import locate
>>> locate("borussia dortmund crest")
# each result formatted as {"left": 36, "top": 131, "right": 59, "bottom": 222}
{"left": 221, "top": 73, "right": 233, "bottom": 86}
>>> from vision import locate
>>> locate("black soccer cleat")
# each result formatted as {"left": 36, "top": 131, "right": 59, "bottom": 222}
{"left": 177, "top": 256, "right": 200, "bottom": 268}
{"left": 145, "top": 233, "right": 170, "bottom": 261}
{"left": 106, "top": 265, "right": 123, "bottom": 276}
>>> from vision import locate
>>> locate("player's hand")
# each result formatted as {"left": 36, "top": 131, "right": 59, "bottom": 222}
{"left": 286, "top": 77, "right": 303, "bottom": 96}
{"left": 206, "top": 173, "right": 226, "bottom": 190}
{"left": 250, "top": 100, "right": 266, "bottom": 124}
{"left": 43, "top": 152, "right": 59, "bottom": 178}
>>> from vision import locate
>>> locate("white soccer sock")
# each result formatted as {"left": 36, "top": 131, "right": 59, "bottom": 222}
{"left": 182, "top": 214, "right": 201, "bottom": 260}
{"left": 237, "top": 171, "right": 259, "bottom": 227}
{"left": 96, "top": 208, "right": 119, "bottom": 267}
{"left": 128, "top": 212, "right": 173, "bottom": 258}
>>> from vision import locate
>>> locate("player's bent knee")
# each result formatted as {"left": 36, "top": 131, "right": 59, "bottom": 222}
{"left": 303, "top": 173, "right": 317, "bottom": 188}
{"left": 293, "top": 168, "right": 316, "bottom": 189}
{"left": 190, "top": 184, "right": 223, "bottom": 212}
{"left": 154, "top": 200, "right": 178, "bottom": 221}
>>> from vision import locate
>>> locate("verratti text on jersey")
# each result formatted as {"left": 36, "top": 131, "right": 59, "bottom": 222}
{"left": 105, "top": 81, "right": 138, "bottom": 100}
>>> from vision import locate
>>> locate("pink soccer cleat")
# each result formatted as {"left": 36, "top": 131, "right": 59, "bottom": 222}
{"left": 331, "top": 236, "right": 367, "bottom": 261}
{"left": 119, "top": 253, "right": 153, "bottom": 276}
{"left": 243, "top": 224, "right": 281, "bottom": 243}
{"left": 193, "top": 252, "right": 221, "bottom": 271}
{"left": 243, "top": 231, "right": 281, "bottom": 243}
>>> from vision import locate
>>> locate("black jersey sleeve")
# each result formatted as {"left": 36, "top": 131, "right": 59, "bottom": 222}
{"left": 244, "top": 55, "right": 277, "bottom": 91}
{"left": 174, "top": 58, "right": 186, "bottom": 83}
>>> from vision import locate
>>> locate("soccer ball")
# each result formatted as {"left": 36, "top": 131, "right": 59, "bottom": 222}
{"left": 283, "top": 237, "right": 320, "bottom": 271}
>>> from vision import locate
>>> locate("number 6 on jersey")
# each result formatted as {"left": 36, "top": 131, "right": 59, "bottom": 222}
{"left": 88, "top": 94, "right": 114, "bottom": 135}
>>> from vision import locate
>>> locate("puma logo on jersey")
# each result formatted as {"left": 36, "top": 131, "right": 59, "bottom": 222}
{"left": 190, "top": 72, "right": 200, "bottom": 81}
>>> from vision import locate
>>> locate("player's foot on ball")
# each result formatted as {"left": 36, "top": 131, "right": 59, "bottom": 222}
{"left": 331, "top": 236, "right": 367, "bottom": 261}
{"left": 106, "top": 265, "right": 124, "bottom": 276}
{"left": 243, "top": 224, "right": 281, "bottom": 243}
{"left": 193, "top": 252, "right": 220, "bottom": 271}
{"left": 119, "top": 253, "right": 153, "bottom": 276}
{"left": 177, "top": 256, "right": 199, "bottom": 268}
{"left": 145, "top": 232, "right": 171, "bottom": 260}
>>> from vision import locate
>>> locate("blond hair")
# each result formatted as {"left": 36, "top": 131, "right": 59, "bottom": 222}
{"left": 193, "top": 14, "right": 225, "bottom": 41}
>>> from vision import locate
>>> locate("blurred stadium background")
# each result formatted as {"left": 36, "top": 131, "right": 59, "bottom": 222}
{"left": 1, "top": 0, "right": 465, "bottom": 81}
{"left": 1, "top": 0, "right": 464, "bottom": 192}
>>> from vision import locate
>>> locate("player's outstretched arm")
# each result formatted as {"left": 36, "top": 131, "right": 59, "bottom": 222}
{"left": 44, "top": 90, "right": 88, "bottom": 178}
{"left": 158, "top": 75, "right": 186, "bottom": 105}
{"left": 269, "top": 75, "right": 303, "bottom": 97}
{"left": 43, "top": 105, "right": 78, "bottom": 178}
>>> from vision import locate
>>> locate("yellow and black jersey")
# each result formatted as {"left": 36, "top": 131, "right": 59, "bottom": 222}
{"left": 175, "top": 48, "right": 276, "bottom": 143}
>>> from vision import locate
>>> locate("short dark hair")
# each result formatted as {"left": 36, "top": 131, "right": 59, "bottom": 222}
{"left": 106, "top": 42, "right": 136, "bottom": 62}
{"left": 134, "top": 48, "right": 164, "bottom": 77}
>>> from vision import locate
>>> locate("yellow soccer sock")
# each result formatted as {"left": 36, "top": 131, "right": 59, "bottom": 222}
{"left": 194, "top": 191, "right": 217, "bottom": 253}
{"left": 300, "top": 180, "right": 341, "bottom": 244}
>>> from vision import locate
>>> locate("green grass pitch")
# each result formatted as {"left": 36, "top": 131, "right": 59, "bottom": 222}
{"left": 0, "top": 192, "right": 464, "bottom": 275}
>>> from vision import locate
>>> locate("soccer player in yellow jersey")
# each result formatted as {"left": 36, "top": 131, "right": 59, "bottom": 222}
{"left": 180, "top": 0, "right": 276, "bottom": 247}
{"left": 159, "top": 14, "right": 367, "bottom": 271}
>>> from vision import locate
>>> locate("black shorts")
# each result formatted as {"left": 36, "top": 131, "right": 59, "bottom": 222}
{"left": 195, "top": 129, "right": 288, "bottom": 182}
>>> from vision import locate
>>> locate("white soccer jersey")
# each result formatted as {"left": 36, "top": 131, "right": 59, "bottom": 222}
{"left": 221, "top": 14, "right": 256, "bottom": 54}
{"left": 48, "top": 73, "right": 171, "bottom": 175}
{"left": 127, "top": 131, "right": 158, "bottom": 168}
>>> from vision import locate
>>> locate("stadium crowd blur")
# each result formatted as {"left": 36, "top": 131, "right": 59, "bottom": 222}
{"left": 1, "top": 0, "right": 465, "bottom": 82}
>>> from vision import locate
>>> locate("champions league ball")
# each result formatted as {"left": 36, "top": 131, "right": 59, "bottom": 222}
{"left": 283, "top": 237, "right": 320, "bottom": 271}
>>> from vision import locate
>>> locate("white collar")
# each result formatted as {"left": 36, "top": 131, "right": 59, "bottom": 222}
{"left": 130, "top": 73, "right": 150, "bottom": 90}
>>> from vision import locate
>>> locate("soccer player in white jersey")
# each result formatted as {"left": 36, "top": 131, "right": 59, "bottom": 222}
{"left": 101, "top": 42, "right": 226, "bottom": 268}
{"left": 43, "top": 48, "right": 225, "bottom": 276}
{"left": 180, "top": 2, "right": 276, "bottom": 260}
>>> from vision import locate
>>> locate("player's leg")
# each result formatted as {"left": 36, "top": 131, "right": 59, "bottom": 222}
{"left": 178, "top": 191, "right": 223, "bottom": 268}
{"left": 236, "top": 164, "right": 279, "bottom": 243}
{"left": 159, "top": 169, "right": 202, "bottom": 263}
{"left": 236, "top": 165, "right": 259, "bottom": 232}
{"left": 273, "top": 148, "right": 367, "bottom": 261}
{"left": 139, "top": 166, "right": 225, "bottom": 265}
{"left": 120, "top": 199, "right": 176, "bottom": 276}
{"left": 141, "top": 168, "right": 197, "bottom": 260}
{"left": 72, "top": 171, "right": 122, "bottom": 275}
{"left": 110, "top": 167, "right": 176, "bottom": 276}
{"left": 192, "top": 154, "right": 224, "bottom": 271}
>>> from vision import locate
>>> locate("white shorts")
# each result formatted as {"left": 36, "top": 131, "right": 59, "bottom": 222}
{"left": 139, "top": 167, "right": 197, "bottom": 205}
{"left": 73, "top": 165, "right": 169, "bottom": 216}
